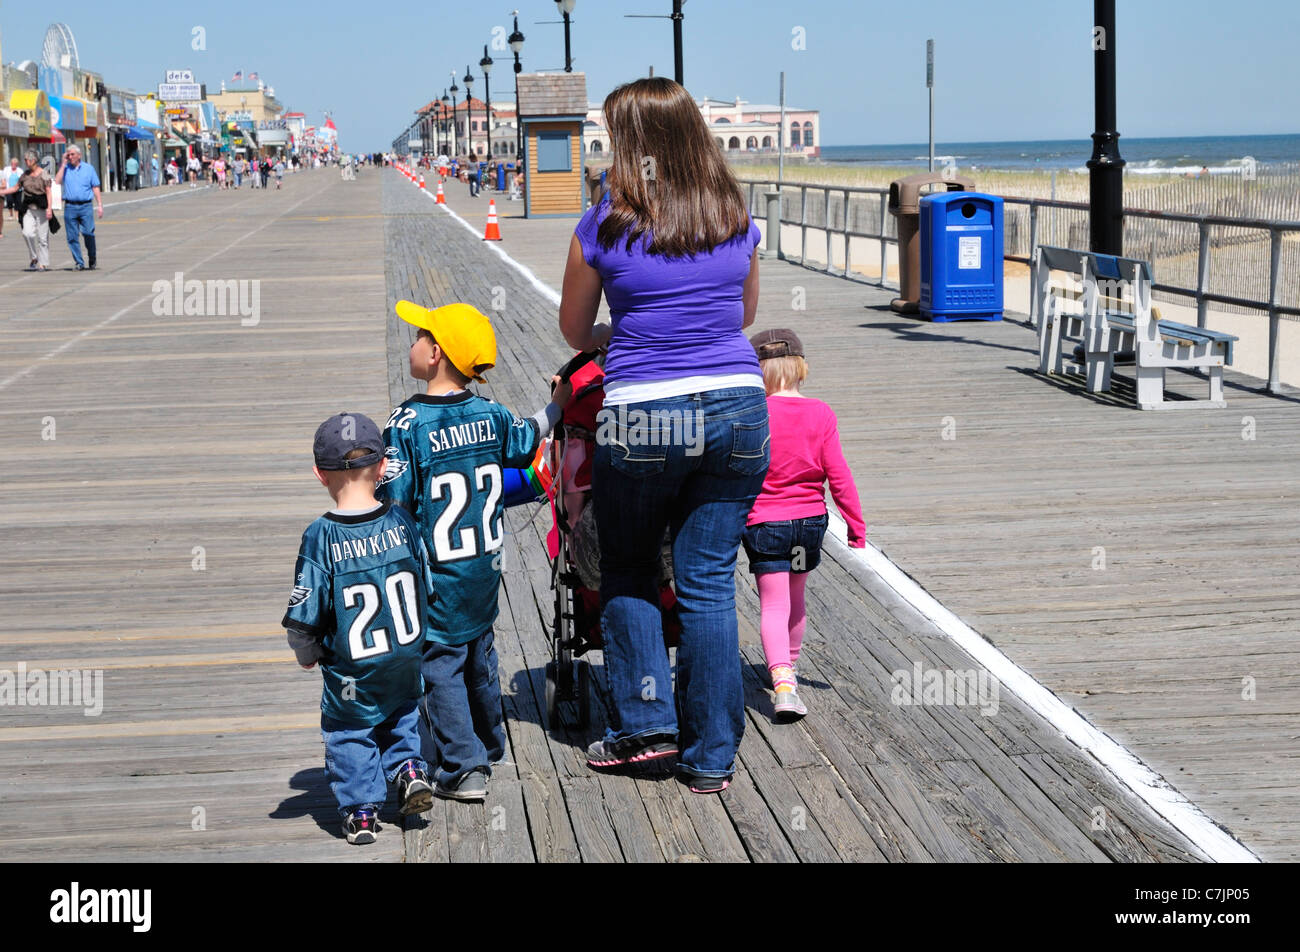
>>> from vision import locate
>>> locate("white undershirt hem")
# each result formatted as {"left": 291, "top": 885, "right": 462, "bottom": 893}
{"left": 603, "top": 373, "right": 765, "bottom": 406}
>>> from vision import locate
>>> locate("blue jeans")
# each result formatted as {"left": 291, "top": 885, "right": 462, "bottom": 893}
{"left": 321, "top": 699, "right": 425, "bottom": 815}
{"left": 419, "top": 630, "right": 506, "bottom": 788}
{"left": 63, "top": 202, "right": 95, "bottom": 267}
{"left": 593, "top": 386, "right": 770, "bottom": 778}
{"left": 742, "top": 513, "right": 829, "bottom": 575}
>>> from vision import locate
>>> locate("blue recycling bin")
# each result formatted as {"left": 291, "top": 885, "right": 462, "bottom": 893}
{"left": 919, "top": 192, "right": 1004, "bottom": 322}
{"left": 496, "top": 164, "right": 506, "bottom": 192}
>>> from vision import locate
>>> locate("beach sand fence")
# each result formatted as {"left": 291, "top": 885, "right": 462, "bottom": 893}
{"left": 739, "top": 167, "right": 1300, "bottom": 388}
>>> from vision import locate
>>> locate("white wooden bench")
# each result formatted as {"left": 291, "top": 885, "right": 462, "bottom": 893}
{"left": 1033, "top": 245, "right": 1238, "bottom": 410}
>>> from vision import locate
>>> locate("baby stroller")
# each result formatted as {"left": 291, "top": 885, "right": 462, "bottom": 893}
{"left": 540, "top": 351, "right": 682, "bottom": 730}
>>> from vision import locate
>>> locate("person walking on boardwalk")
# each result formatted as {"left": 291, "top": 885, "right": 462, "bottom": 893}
{"left": 281, "top": 412, "right": 437, "bottom": 844}
{"left": 124, "top": 152, "right": 139, "bottom": 191}
{"left": 377, "top": 302, "right": 570, "bottom": 802}
{"left": 742, "top": 329, "right": 866, "bottom": 720}
{"left": 186, "top": 153, "right": 201, "bottom": 187}
{"left": 3, "top": 157, "right": 21, "bottom": 229}
{"left": 54, "top": 145, "right": 102, "bottom": 271}
{"left": 559, "top": 77, "right": 768, "bottom": 794}
{"left": 0, "top": 151, "right": 53, "bottom": 270}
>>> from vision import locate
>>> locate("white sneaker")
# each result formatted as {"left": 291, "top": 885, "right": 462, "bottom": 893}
{"left": 773, "top": 688, "right": 807, "bottom": 720}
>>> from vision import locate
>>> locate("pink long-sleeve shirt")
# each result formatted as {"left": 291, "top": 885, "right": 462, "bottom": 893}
{"left": 747, "top": 395, "right": 867, "bottom": 546}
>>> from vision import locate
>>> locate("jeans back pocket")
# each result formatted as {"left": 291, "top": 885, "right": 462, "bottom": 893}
{"left": 728, "top": 420, "right": 771, "bottom": 477}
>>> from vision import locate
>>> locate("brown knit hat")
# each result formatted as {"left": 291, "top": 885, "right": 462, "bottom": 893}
{"left": 749, "top": 328, "right": 804, "bottom": 360}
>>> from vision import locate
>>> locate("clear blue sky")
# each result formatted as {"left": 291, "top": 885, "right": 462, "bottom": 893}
{"left": 3, "top": 0, "right": 1297, "bottom": 150}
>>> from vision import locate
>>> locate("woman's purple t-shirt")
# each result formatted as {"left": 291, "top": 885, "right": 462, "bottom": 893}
{"left": 573, "top": 194, "right": 762, "bottom": 384}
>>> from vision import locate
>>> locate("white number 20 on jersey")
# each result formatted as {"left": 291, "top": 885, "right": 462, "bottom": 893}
{"left": 341, "top": 570, "right": 422, "bottom": 660}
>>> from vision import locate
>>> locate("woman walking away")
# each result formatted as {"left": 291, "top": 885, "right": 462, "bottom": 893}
{"left": 558, "top": 77, "right": 768, "bottom": 794}
{"left": 0, "top": 151, "right": 53, "bottom": 270}
{"left": 742, "top": 329, "right": 866, "bottom": 720}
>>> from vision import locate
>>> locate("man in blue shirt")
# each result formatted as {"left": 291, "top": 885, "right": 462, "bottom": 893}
{"left": 54, "top": 145, "right": 103, "bottom": 271}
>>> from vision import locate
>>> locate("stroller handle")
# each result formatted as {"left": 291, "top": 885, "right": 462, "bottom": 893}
{"left": 554, "top": 350, "right": 601, "bottom": 389}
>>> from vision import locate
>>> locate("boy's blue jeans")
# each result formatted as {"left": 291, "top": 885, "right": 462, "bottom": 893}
{"left": 592, "top": 387, "right": 770, "bottom": 779}
{"left": 321, "top": 699, "right": 425, "bottom": 816}
{"left": 419, "top": 630, "right": 506, "bottom": 788}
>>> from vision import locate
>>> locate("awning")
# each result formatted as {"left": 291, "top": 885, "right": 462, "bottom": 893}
{"left": 136, "top": 118, "right": 161, "bottom": 131}
{"left": 49, "top": 95, "right": 85, "bottom": 132}
{"left": 163, "top": 136, "right": 187, "bottom": 147}
{"left": 76, "top": 99, "right": 103, "bottom": 136}
{"left": 8, "top": 90, "right": 52, "bottom": 139}
{"left": 126, "top": 126, "right": 155, "bottom": 141}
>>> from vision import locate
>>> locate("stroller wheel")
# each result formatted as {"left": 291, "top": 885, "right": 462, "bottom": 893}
{"left": 545, "top": 660, "right": 560, "bottom": 730}
{"left": 576, "top": 660, "right": 591, "bottom": 728}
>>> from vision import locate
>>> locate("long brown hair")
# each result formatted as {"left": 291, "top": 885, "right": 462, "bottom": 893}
{"left": 597, "top": 77, "right": 750, "bottom": 258}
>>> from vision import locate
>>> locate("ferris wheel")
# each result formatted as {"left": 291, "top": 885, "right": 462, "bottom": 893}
{"left": 41, "top": 22, "right": 80, "bottom": 70}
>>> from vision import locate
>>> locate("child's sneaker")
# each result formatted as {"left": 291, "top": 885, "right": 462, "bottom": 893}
{"left": 773, "top": 687, "right": 808, "bottom": 720}
{"left": 435, "top": 767, "right": 488, "bottom": 802}
{"left": 343, "top": 808, "right": 381, "bottom": 845}
{"left": 396, "top": 760, "right": 434, "bottom": 815}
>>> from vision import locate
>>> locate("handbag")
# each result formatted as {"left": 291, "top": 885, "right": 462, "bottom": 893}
{"left": 48, "top": 212, "right": 61, "bottom": 234}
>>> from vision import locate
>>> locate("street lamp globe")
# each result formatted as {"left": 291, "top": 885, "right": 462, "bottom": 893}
{"left": 508, "top": 15, "right": 524, "bottom": 56}
{"left": 464, "top": 67, "right": 474, "bottom": 90}
{"left": 557, "top": 0, "right": 577, "bottom": 14}
{"left": 480, "top": 46, "right": 493, "bottom": 75}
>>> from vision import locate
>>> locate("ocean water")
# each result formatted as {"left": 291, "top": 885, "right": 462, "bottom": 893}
{"left": 818, "top": 134, "right": 1300, "bottom": 175}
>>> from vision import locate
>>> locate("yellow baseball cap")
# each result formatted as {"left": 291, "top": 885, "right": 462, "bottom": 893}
{"left": 395, "top": 301, "right": 497, "bottom": 383}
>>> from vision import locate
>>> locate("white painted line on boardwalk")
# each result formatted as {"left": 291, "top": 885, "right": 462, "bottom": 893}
{"left": 399, "top": 171, "right": 1261, "bottom": 863}
{"left": 823, "top": 511, "right": 1259, "bottom": 863}
{"left": 418, "top": 185, "right": 561, "bottom": 306}
{"left": 0, "top": 183, "right": 331, "bottom": 394}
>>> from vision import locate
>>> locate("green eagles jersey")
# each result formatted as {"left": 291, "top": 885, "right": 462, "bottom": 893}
{"left": 377, "top": 391, "right": 541, "bottom": 644}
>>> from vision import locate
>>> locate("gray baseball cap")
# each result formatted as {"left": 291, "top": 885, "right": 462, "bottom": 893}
{"left": 313, "top": 412, "right": 384, "bottom": 470}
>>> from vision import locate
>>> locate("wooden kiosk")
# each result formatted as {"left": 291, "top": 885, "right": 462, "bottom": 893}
{"left": 517, "top": 73, "right": 587, "bottom": 218}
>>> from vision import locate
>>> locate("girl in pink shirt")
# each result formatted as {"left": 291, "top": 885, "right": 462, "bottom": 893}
{"left": 742, "top": 329, "right": 867, "bottom": 719}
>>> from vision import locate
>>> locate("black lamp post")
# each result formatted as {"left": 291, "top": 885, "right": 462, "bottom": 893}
{"left": 480, "top": 45, "right": 494, "bottom": 159}
{"left": 449, "top": 73, "right": 460, "bottom": 157}
{"left": 463, "top": 65, "right": 475, "bottom": 157}
{"left": 440, "top": 90, "right": 450, "bottom": 155}
{"left": 556, "top": 0, "right": 576, "bottom": 73}
{"left": 1088, "top": 0, "right": 1124, "bottom": 254}
{"left": 509, "top": 11, "right": 525, "bottom": 162}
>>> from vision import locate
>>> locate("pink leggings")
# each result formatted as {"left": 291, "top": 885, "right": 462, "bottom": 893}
{"left": 756, "top": 572, "right": 808, "bottom": 671}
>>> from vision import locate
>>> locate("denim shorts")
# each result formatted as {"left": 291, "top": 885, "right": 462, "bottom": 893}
{"left": 742, "top": 514, "right": 829, "bottom": 575}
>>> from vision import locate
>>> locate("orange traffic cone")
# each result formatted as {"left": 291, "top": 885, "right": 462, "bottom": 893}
{"left": 419, "top": 174, "right": 426, "bottom": 189}
{"left": 435, "top": 181, "right": 445, "bottom": 204}
{"left": 483, "top": 199, "right": 502, "bottom": 241}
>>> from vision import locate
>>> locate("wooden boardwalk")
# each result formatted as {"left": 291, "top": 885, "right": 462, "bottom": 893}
{"left": 0, "top": 167, "right": 1265, "bottom": 861}
{"left": 431, "top": 175, "right": 1298, "bottom": 861}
